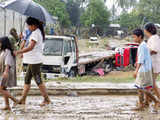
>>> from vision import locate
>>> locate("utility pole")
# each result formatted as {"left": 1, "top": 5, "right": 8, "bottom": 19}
{"left": 13, "top": 11, "right": 15, "bottom": 28}
{"left": 4, "top": 9, "right": 6, "bottom": 36}
{"left": 20, "top": 15, "right": 23, "bottom": 32}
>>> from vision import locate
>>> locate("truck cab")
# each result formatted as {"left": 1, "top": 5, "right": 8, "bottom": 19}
{"left": 41, "top": 35, "right": 78, "bottom": 79}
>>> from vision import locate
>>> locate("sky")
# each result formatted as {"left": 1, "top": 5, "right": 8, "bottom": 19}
{"left": 106, "top": 0, "right": 114, "bottom": 9}
{"left": 105, "top": 0, "right": 122, "bottom": 15}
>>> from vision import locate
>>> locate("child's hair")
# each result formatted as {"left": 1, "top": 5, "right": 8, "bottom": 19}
{"left": 133, "top": 28, "right": 144, "bottom": 39}
{"left": 26, "top": 17, "right": 45, "bottom": 41}
{"left": 144, "top": 22, "right": 157, "bottom": 35}
{"left": 0, "top": 37, "right": 14, "bottom": 57}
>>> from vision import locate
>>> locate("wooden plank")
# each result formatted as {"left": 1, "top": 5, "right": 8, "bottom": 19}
{"left": 79, "top": 53, "right": 115, "bottom": 65}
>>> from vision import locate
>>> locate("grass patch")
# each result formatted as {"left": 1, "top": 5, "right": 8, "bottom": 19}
{"left": 100, "top": 37, "right": 109, "bottom": 49}
{"left": 44, "top": 72, "right": 134, "bottom": 83}
{"left": 44, "top": 71, "right": 160, "bottom": 83}
{"left": 78, "top": 37, "right": 109, "bottom": 53}
{"left": 49, "top": 76, "right": 134, "bottom": 83}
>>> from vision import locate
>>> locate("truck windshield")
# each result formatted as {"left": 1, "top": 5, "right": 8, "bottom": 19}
{"left": 43, "top": 38, "right": 63, "bottom": 56}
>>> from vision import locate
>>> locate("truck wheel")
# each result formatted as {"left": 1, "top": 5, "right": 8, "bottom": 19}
{"left": 105, "top": 64, "right": 112, "bottom": 73}
{"left": 68, "top": 69, "right": 76, "bottom": 77}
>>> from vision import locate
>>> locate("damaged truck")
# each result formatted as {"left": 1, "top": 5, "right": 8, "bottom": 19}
{"left": 40, "top": 35, "right": 115, "bottom": 79}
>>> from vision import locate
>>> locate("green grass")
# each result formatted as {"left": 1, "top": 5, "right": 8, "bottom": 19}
{"left": 18, "top": 72, "right": 134, "bottom": 83}
{"left": 17, "top": 71, "right": 160, "bottom": 84}
{"left": 43, "top": 71, "right": 160, "bottom": 83}
{"left": 48, "top": 76, "right": 134, "bottom": 83}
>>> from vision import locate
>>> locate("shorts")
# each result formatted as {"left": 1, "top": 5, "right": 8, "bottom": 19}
{"left": 135, "top": 70, "right": 153, "bottom": 89}
{"left": 134, "top": 85, "right": 153, "bottom": 90}
{"left": 25, "top": 64, "right": 43, "bottom": 85}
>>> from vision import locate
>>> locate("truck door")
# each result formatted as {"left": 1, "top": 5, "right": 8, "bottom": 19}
{"left": 64, "top": 40, "right": 72, "bottom": 65}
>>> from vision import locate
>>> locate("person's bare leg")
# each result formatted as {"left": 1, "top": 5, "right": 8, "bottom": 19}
{"left": 18, "top": 84, "right": 31, "bottom": 105}
{"left": 0, "top": 89, "right": 18, "bottom": 103}
{"left": 134, "top": 90, "right": 145, "bottom": 111}
{"left": 1, "top": 96, "right": 11, "bottom": 110}
{"left": 153, "top": 73, "right": 160, "bottom": 99}
{"left": 144, "top": 93, "right": 150, "bottom": 108}
{"left": 38, "top": 83, "right": 51, "bottom": 106}
{"left": 144, "top": 89, "right": 160, "bottom": 110}
{"left": 0, "top": 87, "right": 11, "bottom": 110}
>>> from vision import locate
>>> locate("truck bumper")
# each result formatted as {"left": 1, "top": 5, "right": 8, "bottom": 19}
{"left": 20, "top": 72, "right": 67, "bottom": 79}
{"left": 42, "top": 73, "right": 67, "bottom": 79}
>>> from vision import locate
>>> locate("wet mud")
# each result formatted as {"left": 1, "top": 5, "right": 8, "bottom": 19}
{"left": 0, "top": 95, "right": 159, "bottom": 120}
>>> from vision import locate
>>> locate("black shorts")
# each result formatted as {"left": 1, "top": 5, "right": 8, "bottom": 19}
{"left": 25, "top": 64, "right": 43, "bottom": 85}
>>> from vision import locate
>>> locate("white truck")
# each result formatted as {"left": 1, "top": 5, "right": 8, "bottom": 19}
{"left": 40, "top": 35, "right": 115, "bottom": 79}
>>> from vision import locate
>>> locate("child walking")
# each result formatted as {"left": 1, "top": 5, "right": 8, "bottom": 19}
{"left": 132, "top": 29, "right": 159, "bottom": 111}
{"left": 144, "top": 23, "right": 160, "bottom": 99}
{"left": 0, "top": 37, "right": 17, "bottom": 110}
{"left": 15, "top": 17, "right": 50, "bottom": 106}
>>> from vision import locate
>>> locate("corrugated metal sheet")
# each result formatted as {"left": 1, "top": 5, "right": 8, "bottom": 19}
{"left": 0, "top": 8, "right": 26, "bottom": 36}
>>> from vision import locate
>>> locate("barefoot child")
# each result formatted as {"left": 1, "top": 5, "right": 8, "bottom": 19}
{"left": 132, "top": 29, "right": 159, "bottom": 111}
{"left": 15, "top": 17, "right": 50, "bottom": 106}
{"left": 0, "top": 37, "right": 17, "bottom": 110}
{"left": 144, "top": 23, "right": 160, "bottom": 99}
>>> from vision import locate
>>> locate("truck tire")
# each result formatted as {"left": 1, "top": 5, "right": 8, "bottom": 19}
{"left": 105, "top": 64, "right": 112, "bottom": 73}
{"left": 68, "top": 69, "right": 77, "bottom": 77}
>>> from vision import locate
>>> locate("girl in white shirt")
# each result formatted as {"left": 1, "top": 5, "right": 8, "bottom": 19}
{"left": 15, "top": 17, "right": 50, "bottom": 106}
{"left": 144, "top": 22, "right": 160, "bottom": 99}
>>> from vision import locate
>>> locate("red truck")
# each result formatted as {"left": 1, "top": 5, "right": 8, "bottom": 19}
{"left": 115, "top": 43, "right": 138, "bottom": 67}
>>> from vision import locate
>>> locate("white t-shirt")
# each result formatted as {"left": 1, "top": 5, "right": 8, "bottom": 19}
{"left": 147, "top": 34, "right": 160, "bottom": 73}
{"left": 23, "top": 28, "right": 43, "bottom": 64}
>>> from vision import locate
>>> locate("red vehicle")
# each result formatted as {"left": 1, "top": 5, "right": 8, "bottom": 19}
{"left": 115, "top": 43, "right": 138, "bottom": 67}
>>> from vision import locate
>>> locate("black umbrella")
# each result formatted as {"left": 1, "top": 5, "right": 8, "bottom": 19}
{"left": 0, "top": 0, "right": 57, "bottom": 23}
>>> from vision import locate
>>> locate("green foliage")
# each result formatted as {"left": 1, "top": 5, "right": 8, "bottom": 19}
{"left": 137, "top": 0, "right": 160, "bottom": 23}
{"left": 110, "top": 0, "right": 137, "bottom": 22}
{"left": 35, "top": 0, "right": 160, "bottom": 31}
{"left": 116, "top": 0, "right": 137, "bottom": 11}
{"left": 35, "top": 0, "right": 71, "bottom": 27}
{"left": 118, "top": 10, "right": 143, "bottom": 30}
{"left": 66, "top": 0, "right": 81, "bottom": 26}
{"left": 118, "top": 0, "right": 160, "bottom": 31}
{"left": 80, "top": 0, "right": 110, "bottom": 27}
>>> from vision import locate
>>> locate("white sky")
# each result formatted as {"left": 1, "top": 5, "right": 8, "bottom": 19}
{"left": 106, "top": 0, "right": 114, "bottom": 9}
{"left": 105, "top": 0, "right": 122, "bottom": 15}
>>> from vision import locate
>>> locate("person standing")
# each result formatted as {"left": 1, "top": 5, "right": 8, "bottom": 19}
{"left": 144, "top": 23, "right": 160, "bottom": 99}
{"left": 0, "top": 37, "right": 17, "bottom": 110}
{"left": 15, "top": 17, "right": 50, "bottom": 106}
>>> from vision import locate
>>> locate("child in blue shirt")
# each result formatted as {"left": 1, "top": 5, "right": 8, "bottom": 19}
{"left": 132, "top": 29, "right": 159, "bottom": 111}
{"left": 20, "top": 29, "right": 32, "bottom": 49}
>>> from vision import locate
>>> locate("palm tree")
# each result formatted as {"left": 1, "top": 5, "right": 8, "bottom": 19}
{"left": 109, "top": 0, "right": 137, "bottom": 23}
{"left": 116, "top": 0, "right": 137, "bottom": 11}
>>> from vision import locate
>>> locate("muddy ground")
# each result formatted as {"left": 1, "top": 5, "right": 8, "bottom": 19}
{"left": 0, "top": 95, "right": 160, "bottom": 120}
{"left": 78, "top": 38, "right": 130, "bottom": 54}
